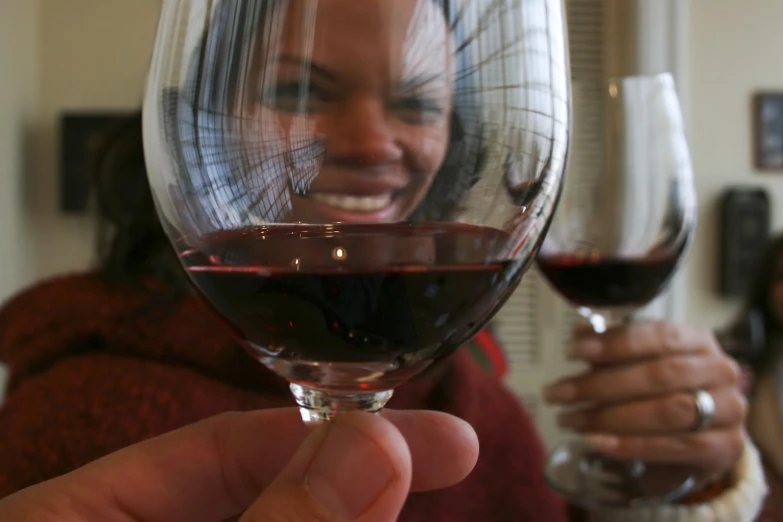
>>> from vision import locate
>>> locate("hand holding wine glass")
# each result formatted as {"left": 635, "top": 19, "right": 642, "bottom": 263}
{"left": 545, "top": 322, "right": 747, "bottom": 506}
{"left": 143, "top": 0, "right": 570, "bottom": 424}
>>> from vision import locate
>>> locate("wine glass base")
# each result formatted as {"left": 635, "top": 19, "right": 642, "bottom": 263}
{"left": 290, "top": 383, "right": 394, "bottom": 425}
{"left": 544, "top": 439, "right": 698, "bottom": 509}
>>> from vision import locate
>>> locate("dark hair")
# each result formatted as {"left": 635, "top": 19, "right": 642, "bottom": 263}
{"left": 96, "top": 0, "right": 484, "bottom": 286}
{"left": 720, "top": 233, "right": 783, "bottom": 376}
{"left": 94, "top": 112, "right": 185, "bottom": 290}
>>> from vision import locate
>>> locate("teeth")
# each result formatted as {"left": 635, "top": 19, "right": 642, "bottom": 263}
{"left": 309, "top": 193, "right": 392, "bottom": 212}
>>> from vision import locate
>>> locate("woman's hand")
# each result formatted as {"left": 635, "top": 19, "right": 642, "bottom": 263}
{"left": 544, "top": 321, "right": 747, "bottom": 480}
{"left": 0, "top": 409, "right": 479, "bottom": 522}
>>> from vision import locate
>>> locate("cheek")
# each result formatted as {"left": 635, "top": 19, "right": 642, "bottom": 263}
{"left": 246, "top": 110, "right": 321, "bottom": 160}
{"left": 406, "top": 120, "right": 451, "bottom": 180}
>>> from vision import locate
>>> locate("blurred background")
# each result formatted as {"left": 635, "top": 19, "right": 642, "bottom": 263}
{"left": 1, "top": 0, "right": 781, "bottom": 443}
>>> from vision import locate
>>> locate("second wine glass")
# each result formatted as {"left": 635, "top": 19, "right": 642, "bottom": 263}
{"left": 538, "top": 73, "right": 698, "bottom": 507}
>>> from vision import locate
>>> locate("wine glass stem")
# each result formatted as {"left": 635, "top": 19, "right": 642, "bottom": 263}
{"left": 290, "top": 383, "right": 394, "bottom": 425}
{"left": 578, "top": 307, "right": 634, "bottom": 334}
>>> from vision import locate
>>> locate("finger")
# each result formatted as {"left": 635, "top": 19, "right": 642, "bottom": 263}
{"left": 241, "top": 412, "right": 410, "bottom": 522}
{"left": 544, "top": 353, "right": 739, "bottom": 405}
{"left": 583, "top": 428, "right": 746, "bottom": 476}
{"left": 385, "top": 409, "right": 479, "bottom": 491}
{"left": 557, "top": 387, "right": 748, "bottom": 435}
{"left": 3, "top": 408, "right": 478, "bottom": 522}
{"left": 568, "top": 322, "right": 721, "bottom": 365}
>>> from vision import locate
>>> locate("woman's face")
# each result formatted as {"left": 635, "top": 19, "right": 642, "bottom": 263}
{"left": 247, "top": 0, "right": 454, "bottom": 224}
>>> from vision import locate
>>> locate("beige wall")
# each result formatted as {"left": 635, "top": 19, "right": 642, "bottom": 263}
{"left": 0, "top": 0, "right": 42, "bottom": 398}
{"left": 0, "top": 0, "right": 40, "bottom": 304}
{"left": 28, "top": 0, "right": 160, "bottom": 281}
{"left": 685, "top": 0, "right": 783, "bottom": 328}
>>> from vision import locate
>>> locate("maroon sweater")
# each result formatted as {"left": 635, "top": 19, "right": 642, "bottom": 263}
{"left": 0, "top": 273, "right": 568, "bottom": 521}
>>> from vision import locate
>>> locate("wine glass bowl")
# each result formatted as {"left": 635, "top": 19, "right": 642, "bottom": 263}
{"left": 143, "top": 0, "right": 571, "bottom": 423}
{"left": 177, "top": 223, "right": 518, "bottom": 390}
{"left": 538, "top": 73, "right": 698, "bottom": 507}
{"left": 538, "top": 73, "right": 696, "bottom": 321}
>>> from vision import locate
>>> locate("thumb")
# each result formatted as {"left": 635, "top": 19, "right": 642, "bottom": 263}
{"left": 241, "top": 412, "right": 412, "bottom": 522}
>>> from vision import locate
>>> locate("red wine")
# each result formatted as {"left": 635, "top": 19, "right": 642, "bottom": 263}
{"left": 537, "top": 254, "right": 681, "bottom": 309}
{"left": 179, "top": 223, "right": 522, "bottom": 390}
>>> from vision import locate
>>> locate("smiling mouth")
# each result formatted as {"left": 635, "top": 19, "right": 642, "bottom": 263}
{"left": 308, "top": 193, "right": 395, "bottom": 212}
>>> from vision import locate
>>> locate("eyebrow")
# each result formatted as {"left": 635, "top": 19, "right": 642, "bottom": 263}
{"left": 275, "top": 54, "right": 447, "bottom": 92}
{"left": 276, "top": 54, "right": 338, "bottom": 82}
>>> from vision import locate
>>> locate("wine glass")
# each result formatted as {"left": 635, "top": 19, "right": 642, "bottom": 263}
{"left": 539, "top": 72, "right": 698, "bottom": 507}
{"left": 142, "top": 0, "right": 571, "bottom": 424}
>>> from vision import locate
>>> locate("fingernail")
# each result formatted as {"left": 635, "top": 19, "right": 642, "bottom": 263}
{"left": 567, "top": 337, "right": 603, "bottom": 360}
{"left": 557, "top": 411, "right": 586, "bottom": 430}
{"left": 544, "top": 381, "right": 575, "bottom": 403}
{"left": 307, "top": 421, "right": 394, "bottom": 519}
{"left": 585, "top": 434, "right": 619, "bottom": 452}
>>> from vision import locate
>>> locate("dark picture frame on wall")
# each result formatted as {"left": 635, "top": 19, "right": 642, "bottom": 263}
{"left": 60, "top": 112, "right": 131, "bottom": 213}
{"left": 753, "top": 92, "right": 783, "bottom": 171}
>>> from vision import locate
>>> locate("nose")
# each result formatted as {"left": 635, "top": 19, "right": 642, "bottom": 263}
{"left": 321, "top": 97, "right": 403, "bottom": 167}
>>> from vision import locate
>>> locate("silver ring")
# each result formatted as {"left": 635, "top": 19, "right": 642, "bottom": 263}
{"left": 692, "top": 388, "right": 716, "bottom": 432}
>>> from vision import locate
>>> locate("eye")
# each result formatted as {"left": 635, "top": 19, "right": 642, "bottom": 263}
{"left": 260, "top": 82, "right": 328, "bottom": 114}
{"left": 391, "top": 97, "right": 445, "bottom": 125}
